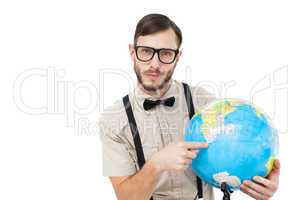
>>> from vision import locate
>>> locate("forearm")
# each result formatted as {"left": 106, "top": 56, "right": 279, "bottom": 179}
{"left": 116, "top": 160, "right": 162, "bottom": 200}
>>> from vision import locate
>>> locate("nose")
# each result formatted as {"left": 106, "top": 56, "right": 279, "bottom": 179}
{"left": 150, "top": 52, "right": 161, "bottom": 69}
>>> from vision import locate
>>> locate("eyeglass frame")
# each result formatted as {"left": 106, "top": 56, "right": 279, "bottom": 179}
{"left": 134, "top": 45, "right": 180, "bottom": 64}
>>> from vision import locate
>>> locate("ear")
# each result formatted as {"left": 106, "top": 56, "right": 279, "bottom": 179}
{"left": 128, "top": 44, "right": 135, "bottom": 62}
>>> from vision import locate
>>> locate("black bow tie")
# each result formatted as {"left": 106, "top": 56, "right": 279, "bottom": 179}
{"left": 143, "top": 96, "right": 175, "bottom": 111}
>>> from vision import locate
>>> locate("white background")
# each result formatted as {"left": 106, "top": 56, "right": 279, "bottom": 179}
{"left": 0, "top": 0, "right": 299, "bottom": 199}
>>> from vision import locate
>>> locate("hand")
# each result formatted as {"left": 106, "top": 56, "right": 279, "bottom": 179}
{"left": 240, "top": 159, "right": 280, "bottom": 200}
{"left": 149, "top": 141, "right": 208, "bottom": 172}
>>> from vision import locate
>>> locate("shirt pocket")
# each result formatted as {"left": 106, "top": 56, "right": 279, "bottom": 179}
{"left": 127, "top": 143, "right": 159, "bottom": 170}
{"left": 142, "top": 143, "right": 160, "bottom": 162}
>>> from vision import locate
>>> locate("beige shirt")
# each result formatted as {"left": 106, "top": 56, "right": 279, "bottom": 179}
{"left": 99, "top": 80, "right": 215, "bottom": 200}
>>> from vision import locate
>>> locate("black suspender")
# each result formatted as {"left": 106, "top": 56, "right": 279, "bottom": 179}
{"left": 123, "top": 95, "right": 154, "bottom": 200}
{"left": 123, "top": 95, "right": 147, "bottom": 169}
{"left": 182, "top": 82, "right": 195, "bottom": 119}
{"left": 122, "top": 83, "right": 203, "bottom": 200}
{"left": 182, "top": 82, "right": 203, "bottom": 199}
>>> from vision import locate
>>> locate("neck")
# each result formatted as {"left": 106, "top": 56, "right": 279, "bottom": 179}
{"left": 138, "top": 80, "right": 172, "bottom": 99}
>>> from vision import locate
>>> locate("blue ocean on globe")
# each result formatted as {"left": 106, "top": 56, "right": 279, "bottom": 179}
{"left": 184, "top": 99, "right": 279, "bottom": 191}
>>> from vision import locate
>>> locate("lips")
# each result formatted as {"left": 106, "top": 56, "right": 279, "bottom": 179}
{"left": 146, "top": 73, "right": 159, "bottom": 76}
{"left": 144, "top": 72, "right": 160, "bottom": 80}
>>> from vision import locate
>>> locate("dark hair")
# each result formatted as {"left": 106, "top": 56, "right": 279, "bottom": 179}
{"left": 134, "top": 13, "right": 182, "bottom": 48}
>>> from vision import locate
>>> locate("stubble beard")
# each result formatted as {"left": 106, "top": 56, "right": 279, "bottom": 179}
{"left": 134, "top": 62, "right": 176, "bottom": 93}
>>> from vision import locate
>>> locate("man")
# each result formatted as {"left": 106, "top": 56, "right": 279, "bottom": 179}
{"left": 99, "top": 13, "right": 280, "bottom": 200}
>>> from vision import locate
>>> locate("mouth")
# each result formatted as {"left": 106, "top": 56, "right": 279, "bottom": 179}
{"left": 144, "top": 72, "right": 160, "bottom": 80}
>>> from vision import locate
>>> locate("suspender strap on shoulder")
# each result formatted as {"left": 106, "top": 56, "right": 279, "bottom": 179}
{"left": 182, "top": 82, "right": 195, "bottom": 119}
{"left": 182, "top": 82, "right": 203, "bottom": 199}
{"left": 122, "top": 95, "right": 154, "bottom": 200}
{"left": 123, "top": 95, "right": 146, "bottom": 169}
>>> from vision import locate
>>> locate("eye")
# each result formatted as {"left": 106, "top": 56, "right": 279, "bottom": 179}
{"left": 160, "top": 50, "right": 173, "bottom": 57}
{"left": 140, "top": 48, "right": 153, "bottom": 54}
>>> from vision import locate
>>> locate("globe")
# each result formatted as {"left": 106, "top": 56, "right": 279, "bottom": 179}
{"left": 184, "top": 99, "right": 279, "bottom": 191}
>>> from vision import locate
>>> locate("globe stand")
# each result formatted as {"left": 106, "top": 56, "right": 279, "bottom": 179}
{"left": 220, "top": 182, "right": 233, "bottom": 200}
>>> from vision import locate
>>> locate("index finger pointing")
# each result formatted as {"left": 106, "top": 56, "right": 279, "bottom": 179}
{"left": 183, "top": 142, "right": 208, "bottom": 149}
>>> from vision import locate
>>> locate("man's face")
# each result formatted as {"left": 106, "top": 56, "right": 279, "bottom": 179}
{"left": 129, "top": 28, "right": 181, "bottom": 92}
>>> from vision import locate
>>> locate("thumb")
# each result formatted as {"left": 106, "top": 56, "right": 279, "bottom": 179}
{"left": 268, "top": 159, "right": 281, "bottom": 180}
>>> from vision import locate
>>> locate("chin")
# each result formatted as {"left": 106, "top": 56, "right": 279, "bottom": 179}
{"left": 145, "top": 79, "right": 161, "bottom": 86}
{"left": 143, "top": 83, "right": 159, "bottom": 91}
{"left": 143, "top": 82, "right": 167, "bottom": 92}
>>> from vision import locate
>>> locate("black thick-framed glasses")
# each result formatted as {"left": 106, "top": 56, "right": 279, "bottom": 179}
{"left": 134, "top": 45, "right": 179, "bottom": 64}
